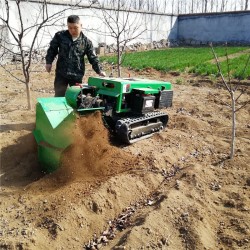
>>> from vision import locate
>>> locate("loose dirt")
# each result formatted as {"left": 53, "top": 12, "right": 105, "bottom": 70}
{"left": 0, "top": 62, "right": 249, "bottom": 250}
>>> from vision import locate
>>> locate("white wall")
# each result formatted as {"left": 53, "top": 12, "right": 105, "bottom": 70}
{"left": 0, "top": 0, "right": 177, "bottom": 51}
{"left": 1, "top": 0, "right": 248, "bottom": 54}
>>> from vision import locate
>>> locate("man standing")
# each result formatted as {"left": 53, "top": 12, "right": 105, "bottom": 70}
{"left": 45, "top": 15, "right": 106, "bottom": 97}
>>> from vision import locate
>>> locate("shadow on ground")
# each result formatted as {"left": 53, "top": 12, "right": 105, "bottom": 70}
{"left": 0, "top": 132, "right": 44, "bottom": 187}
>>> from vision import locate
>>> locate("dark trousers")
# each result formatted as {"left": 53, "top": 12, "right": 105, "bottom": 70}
{"left": 54, "top": 73, "right": 83, "bottom": 97}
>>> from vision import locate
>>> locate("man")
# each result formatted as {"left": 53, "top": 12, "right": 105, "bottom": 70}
{"left": 45, "top": 15, "right": 106, "bottom": 97}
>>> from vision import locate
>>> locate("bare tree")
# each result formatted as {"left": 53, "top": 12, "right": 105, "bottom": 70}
{"left": 177, "top": 0, "right": 181, "bottom": 14}
{"left": 0, "top": 0, "right": 90, "bottom": 110}
{"left": 210, "top": 44, "right": 250, "bottom": 159}
{"left": 195, "top": 0, "right": 201, "bottom": 13}
{"left": 210, "top": 0, "right": 214, "bottom": 12}
{"left": 204, "top": 0, "right": 208, "bottom": 12}
{"left": 95, "top": 0, "right": 148, "bottom": 77}
{"left": 215, "top": 0, "right": 219, "bottom": 11}
{"left": 245, "top": 0, "right": 249, "bottom": 10}
{"left": 221, "top": 0, "right": 229, "bottom": 11}
{"left": 191, "top": 0, "right": 194, "bottom": 13}
{"left": 161, "top": 0, "right": 168, "bottom": 13}
{"left": 142, "top": 0, "right": 248, "bottom": 14}
{"left": 201, "top": 0, "right": 204, "bottom": 12}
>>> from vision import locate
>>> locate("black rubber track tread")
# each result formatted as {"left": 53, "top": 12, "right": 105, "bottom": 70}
{"left": 115, "top": 111, "right": 168, "bottom": 144}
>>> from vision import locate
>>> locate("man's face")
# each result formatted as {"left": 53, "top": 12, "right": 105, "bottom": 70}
{"left": 67, "top": 22, "right": 82, "bottom": 38}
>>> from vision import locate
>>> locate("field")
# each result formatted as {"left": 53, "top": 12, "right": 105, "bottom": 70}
{"left": 0, "top": 48, "right": 250, "bottom": 250}
{"left": 101, "top": 47, "right": 250, "bottom": 79}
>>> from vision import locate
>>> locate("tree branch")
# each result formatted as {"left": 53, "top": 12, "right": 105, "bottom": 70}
{"left": 210, "top": 43, "right": 231, "bottom": 93}
{"left": 0, "top": 64, "right": 25, "bottom": 83}
{"left": 225, "top": 44, "right": 232, "bottom": 90}
{"left": 235, "top": 101, "right": 250, "bottom": 113}
{"left": 235, "top": 89, "right": 245, "bottom": 103}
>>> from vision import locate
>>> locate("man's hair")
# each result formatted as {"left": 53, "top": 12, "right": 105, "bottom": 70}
{"left": 67, "top": 15, "right": 80, "bottom": 23}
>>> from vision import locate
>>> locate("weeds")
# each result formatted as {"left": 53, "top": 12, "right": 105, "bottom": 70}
{"left": 175, "top": 78, "right": 183, "bottom": 85}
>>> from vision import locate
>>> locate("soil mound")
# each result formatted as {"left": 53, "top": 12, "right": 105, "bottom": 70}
{"left": 27, "top": 111, "right": 139, "bottom": 192}
{"left": 58, "top": 111, "right": 131, "bottom": 182}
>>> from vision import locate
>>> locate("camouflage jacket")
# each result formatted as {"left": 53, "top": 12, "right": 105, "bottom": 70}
{"left": 45, "top": 30, "right": 102, "bottom": 80}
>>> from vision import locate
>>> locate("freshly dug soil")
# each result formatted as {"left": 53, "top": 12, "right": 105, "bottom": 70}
{"left": 0, "top": 63, "right": 249, "bottom": 250}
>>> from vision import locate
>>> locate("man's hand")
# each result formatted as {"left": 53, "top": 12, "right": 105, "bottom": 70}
{"left": 99, "top": 71, "right": 106, "bottom": 77}
{"left": 45, "top": 64, "right": 52, "bottom": 73}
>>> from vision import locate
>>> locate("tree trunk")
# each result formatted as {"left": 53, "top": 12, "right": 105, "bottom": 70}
{"left": 230, "top": 92, "right": 236, "bottom": 159}
{"left": 117, "top": 40, "right": 121, "bottom": 77}
{"left": 191, "top": 0, "right": 194, "bottom": 13}
{"left": 118, "top": 53, "right": 121, "bottom": 77}
{"left": 25, "top": 81, "right": 32, "bottom": 110}
{"left": 177, "top": 0, "right": 180, "bottom": 14}
{"left": 204, "top": 0, "right": 208, "bottom": 12}
{"left": 215, "top": 0, "right": 219, "bottom": 12}
{"left": 245, "top": 0, "right": 249, "bottom": 10}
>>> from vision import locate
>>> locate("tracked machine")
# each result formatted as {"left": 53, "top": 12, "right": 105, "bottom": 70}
{"left": 33, "top": 77, "right": 173, "bottom": 172}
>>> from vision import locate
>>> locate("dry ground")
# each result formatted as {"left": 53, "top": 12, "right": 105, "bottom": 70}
{"left": 0, "top": 62, "right": 250, "bottom": 250}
